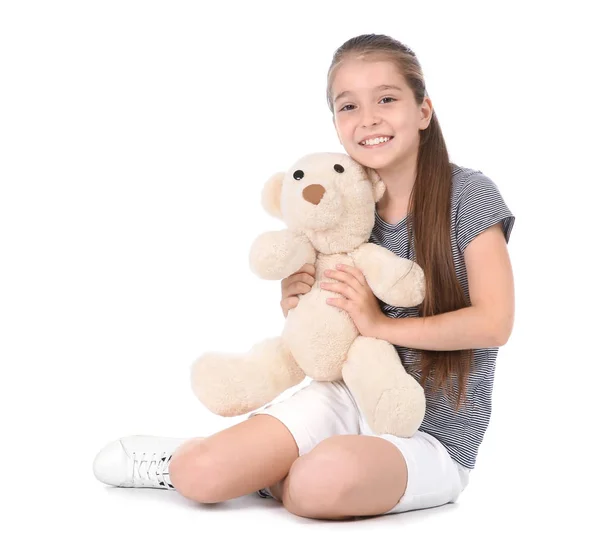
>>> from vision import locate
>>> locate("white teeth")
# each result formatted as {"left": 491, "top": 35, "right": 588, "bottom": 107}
{"left": 361, "top": 136, "right": 391, "bottom": 146}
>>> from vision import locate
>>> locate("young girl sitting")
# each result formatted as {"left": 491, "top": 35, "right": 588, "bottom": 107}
{"left": 93, "top": 33, "right": 515, "bottom": 520}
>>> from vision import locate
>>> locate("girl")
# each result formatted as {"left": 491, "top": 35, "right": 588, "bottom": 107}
{"left": 93, "top": 33, "right": 515, "bottom": 520}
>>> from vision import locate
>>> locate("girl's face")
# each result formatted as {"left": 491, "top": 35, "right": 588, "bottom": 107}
{"left": 331, "top": 58, "right": 432, "bottom": 171}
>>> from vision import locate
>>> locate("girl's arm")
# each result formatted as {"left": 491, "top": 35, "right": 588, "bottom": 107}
{"left": 374, "top": 222, "right": 515, "bottom": 350}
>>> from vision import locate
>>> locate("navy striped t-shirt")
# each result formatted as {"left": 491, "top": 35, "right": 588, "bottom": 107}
{"left": 369, "top": 163, "right": 515, "bottom": 470}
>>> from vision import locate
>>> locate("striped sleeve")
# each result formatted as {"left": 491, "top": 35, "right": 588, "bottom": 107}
{"left": 455, "top": 172, "right": 515, "bottom": 254}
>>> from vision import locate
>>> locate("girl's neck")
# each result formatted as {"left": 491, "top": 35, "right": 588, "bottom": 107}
{"left": 375, "top": 153, "right": 417, "bottom": 206}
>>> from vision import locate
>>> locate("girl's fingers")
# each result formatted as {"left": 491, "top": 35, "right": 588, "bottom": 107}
{"left": 282, "top": 271, "right": 315, "bottom": 291}
{"left": 323, "top": 269, "right": 361, "bottom": 295}
{"left": 280, "top": 264, "right": 315, "bottom": 317}
{"left": 282, "top": 276, "right": 314, "bottom": 299}
{"left": 283, "top": 296, "right": 299, "bottom": 309}
{"left": 326, "top": 296, "right": 348, "bottom": 311}
{"left": 281, "top": 296, "right": 299, "bottom": 316}
{"left": 297, "top": 263, "right": 316, "bottom": 276}
{"left": 320, "top": 281, "right": 357, "bottom": 299}
{"left": 335, "top": 264, "right": 366, "bottom": 286}
{"left": 285, "top": 281, "right": 312, "bottom": 297}
{"left": 292, "top": 272, "right": 316, "bottom": 287}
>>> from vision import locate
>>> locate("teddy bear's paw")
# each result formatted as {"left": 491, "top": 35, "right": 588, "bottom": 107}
{"left": 190, "top": 353, "right": 264, "bottom": 416}
{"left": 370, "top": 384, "right": 426, "bottom": 438}
{"left": 190, "top": 338, "right": 305, "bottom": 417}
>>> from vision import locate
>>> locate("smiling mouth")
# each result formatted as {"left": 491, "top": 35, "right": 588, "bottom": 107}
{"left": 359, "top": 136, "right": 394, "bottom": 148}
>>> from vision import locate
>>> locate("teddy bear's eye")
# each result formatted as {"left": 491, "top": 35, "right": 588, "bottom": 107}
{"left": 293, "top": 170, "right": 304, "bottom": 180}
{"left": 333, "top": 164, "right": 345, "bottom": 173}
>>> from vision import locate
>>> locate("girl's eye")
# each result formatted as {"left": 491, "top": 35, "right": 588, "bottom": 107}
{"left": 339, "top": 97, "right": 395, "bottom": 112}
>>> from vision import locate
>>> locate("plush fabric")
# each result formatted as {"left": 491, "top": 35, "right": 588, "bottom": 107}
{"left": 190, "top": 152, "right": 426, "bottom": 437}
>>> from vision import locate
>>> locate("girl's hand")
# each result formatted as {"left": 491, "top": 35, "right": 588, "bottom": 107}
{"left": 280, "top": 263, "right": 316, "bottom": 318}
{"left": 321, "top": 264, "right": 386, "bottom": 338}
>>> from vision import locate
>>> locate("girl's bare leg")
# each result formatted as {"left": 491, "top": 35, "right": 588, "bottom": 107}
{"left": 269, "top": 435, "right": 408, "bottom": 519}
{"left": 168, "top": 414, "right": 297, "bottom": 503}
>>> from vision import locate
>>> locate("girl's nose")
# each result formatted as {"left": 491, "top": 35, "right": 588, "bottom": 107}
{"left": 360, "top": 107, "right": 381, "bottom": 127}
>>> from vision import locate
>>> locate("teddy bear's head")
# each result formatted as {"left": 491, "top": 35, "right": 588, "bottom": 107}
{"left": 261, "top": 152, "right": 385, "bottom": 254}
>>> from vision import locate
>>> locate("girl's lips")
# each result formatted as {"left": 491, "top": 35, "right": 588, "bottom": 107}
{"left": 359, "top": 136, "right": 394, "bottom": 149}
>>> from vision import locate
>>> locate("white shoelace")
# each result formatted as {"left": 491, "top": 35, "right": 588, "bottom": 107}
{"left": 131, "top": 451, "right": 174, "bottom": 489}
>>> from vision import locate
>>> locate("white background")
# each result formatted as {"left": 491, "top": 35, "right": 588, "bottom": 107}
{"left": 1, "top": 1, "right": 598, "bottom": 552}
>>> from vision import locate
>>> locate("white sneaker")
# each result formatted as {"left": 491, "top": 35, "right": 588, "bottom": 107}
{"left": 93, "top": 435, "right": 189, "bottom": 489}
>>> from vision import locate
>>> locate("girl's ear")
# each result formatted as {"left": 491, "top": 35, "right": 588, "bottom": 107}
{"left": 261, "top": 172, "right": 285, "bottom": 219}
{"left": 366, "top": 168, "right": 385, "bottom": 202}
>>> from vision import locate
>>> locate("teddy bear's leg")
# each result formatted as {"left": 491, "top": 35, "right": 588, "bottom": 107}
{"left": 342, "top": 336, "right": 426, "bottom": 438}
{"left": 190, "top": 337, "right": 305, "bottom": 417}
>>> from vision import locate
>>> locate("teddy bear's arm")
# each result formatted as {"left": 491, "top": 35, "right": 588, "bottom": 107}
{"left": 249, "top": 230, "right": 317, "bottom": 280}
{"left": 352, "top": 243, "right": 425, "bottom": 307}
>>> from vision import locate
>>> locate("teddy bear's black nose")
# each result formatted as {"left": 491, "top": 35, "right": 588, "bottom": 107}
{"left": 302, "top": 184, "right": 326, "bottom": 205}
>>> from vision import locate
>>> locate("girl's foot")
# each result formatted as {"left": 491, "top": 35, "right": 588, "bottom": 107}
{"left": 93, "top": 435, "right": 188, "bottom": 489}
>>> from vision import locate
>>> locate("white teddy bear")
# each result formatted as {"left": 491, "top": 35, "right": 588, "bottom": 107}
{"left": 191, "top": 152, "right": 426, "bottom": 437}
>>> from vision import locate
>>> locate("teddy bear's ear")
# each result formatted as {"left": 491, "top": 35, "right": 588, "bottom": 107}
{"left": 366, "top": 167, "right": 386, "bottom": 202}
{"left": 261, "top": 171, "right": 285, "bottom": 219}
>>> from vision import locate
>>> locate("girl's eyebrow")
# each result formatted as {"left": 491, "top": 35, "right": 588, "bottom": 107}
{"left": 334, "top": 84, "right": 403, "bottom": 103}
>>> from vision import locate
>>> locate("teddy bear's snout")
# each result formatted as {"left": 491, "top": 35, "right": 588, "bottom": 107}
{"left": 302, "top": 184, "right": 326, "bottom": 205}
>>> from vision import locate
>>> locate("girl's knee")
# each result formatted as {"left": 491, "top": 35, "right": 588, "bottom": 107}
{"left": 282, "top": 441, "right": 358, "bottom": 518}
{"left": 168, "top": 438, "right": 224, "bottom": 503}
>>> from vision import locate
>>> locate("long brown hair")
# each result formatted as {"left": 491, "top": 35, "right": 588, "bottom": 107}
{"left": 326, "top": 34, "right": 473, "bottom": 409}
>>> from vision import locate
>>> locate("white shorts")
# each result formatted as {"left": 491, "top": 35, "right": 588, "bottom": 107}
{"left": 249, "top": 379, "right": 470, "bottom": 514}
